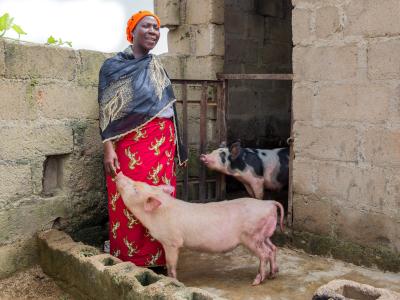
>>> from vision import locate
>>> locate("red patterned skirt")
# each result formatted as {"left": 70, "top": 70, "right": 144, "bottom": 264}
{"left": 106, "top": 117, "right": 176, "bottom": 267}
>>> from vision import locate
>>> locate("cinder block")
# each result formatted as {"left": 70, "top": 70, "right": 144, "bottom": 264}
{"left": 0, "top": 164, "right": 32, "bottom": 203}
{"left": 344, "top": 0, "right": 400, "bottom": 37}
{"left": 0, "top": 79, "right": 38, "bottom": 120}
{"left": 186, "top": 0, "right": 224, "bottom": 25}
{"left": 224, "top": 10, "right": 248, "bottom": 35}
{"left": 0, "top": 238, "right": 38, "bottom": 279}
{"left": 293, "top": 194, "right": 332, "bottom": 235}
{"left": 292, "top": 9, "right": 311, "bottom": 45}
{"left": 292, "top": 84, "right": 313, "bottom": 121}
{"left": 257, "top": 0, "right": 284, "bottom": 18}
{"left": 333, "top": 206, "right": 399, "bottom": 249}
{"left": 158, "top": 54, "right": 183, "bottom": 79}
{"left": 362, "top": 128, "right": 400, "bottom": 167}
{"left": 225, "top": 39, "right": 259, "bottom": 64}
{"left": 195, "top": 24, "right": 224, "bottom": 56}
{"left": 267, "top": 18, "right": 292, "bottom": 43}
{"left": 316, "top": 6, "right": 340, "bottom": 38}
{"left": 4, "top": 40, "right": 77, "bottom": 80}
{"left": 183, "top": 56, "right": 223, "bottom": 80}
{"left": 368, "top": 39, "right": 400, "bottom": 80}
{"left": 315, "top": 162, "right": 387, "bottom": 213}
{"left": 294, "top": 124, "right": 358, "bottom": 162}
{"left": 293, "top": 45, "right": 357, "bottom": 81}
{"left": 0, "top": 123, "right": 73, "bottom": 160}
{"left": 261, "top": 43, "right": 292, "bottom": 66}
{"left": 292, "top": 0, "right": 319, "bottom": 6}
{"left": 246, "top": 14, "right": 264, "bottom": 40}
{"left": 0, "top": 195, "right": 69, "bottom": 245}
{"left": 38, "top": 83, "right": 98, "bottom": 119}
{"left": 292, "top": 159, "right": 315, "bottom": 195}
{"left": 315, "top": 84, "right": 390, "bottom": 122}
{"left": 154, "top": 0, "right": 180, "bottom": 27}
{"left": 167, "top": 26, "right": 191, "bottom": 55}
{"left": 78, "top": 50, "right": 111, "bottom": 86}
{"left": 0, "top": 39, "right": 5, "bottom": 77}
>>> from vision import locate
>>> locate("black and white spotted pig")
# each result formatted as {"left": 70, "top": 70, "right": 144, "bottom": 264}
{"left": 200, "top": 141, "right": 289, "bottom": 199}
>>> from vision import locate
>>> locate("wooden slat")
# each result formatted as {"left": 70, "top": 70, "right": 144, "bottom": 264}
{"left": 216, "top": 73, "right": 293, "bottom": 81}
{"left": 199, "top": 83, "right": 208, "bottom": 201}
{"left": 216, "top": 80, "right": 227, "bottom": 200}
{"left": 182, "top": 83, "right": 189, "bottom": 201}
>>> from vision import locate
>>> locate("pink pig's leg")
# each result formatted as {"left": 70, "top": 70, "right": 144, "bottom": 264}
{"left": 243, "top": 183, "right": 255, "bottom": 198}
{"left": 243, "top": 238, "right": 271, "bottom": 285}
{"left": 164, "top": 246, "right": 179, "bottom": 279}
{"left": 265, "top": 238, "right": 279, "bottom": 278}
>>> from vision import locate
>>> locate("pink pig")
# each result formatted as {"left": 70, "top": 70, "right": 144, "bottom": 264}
{"left": 115, "top": 172, "right": 284, "bottom": 285}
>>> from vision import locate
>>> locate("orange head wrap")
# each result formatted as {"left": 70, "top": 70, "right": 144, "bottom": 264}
{"left": 126, "top": 10, "right": 161, "bottom": 43}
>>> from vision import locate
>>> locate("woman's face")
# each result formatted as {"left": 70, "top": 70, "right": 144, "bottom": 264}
{"left": 133, "top": 16, "right": 160, "bottom": 51}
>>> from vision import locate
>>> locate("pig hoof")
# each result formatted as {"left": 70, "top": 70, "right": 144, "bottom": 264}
{"left": 252, "top": 274, "right": 263, "bottom": 286}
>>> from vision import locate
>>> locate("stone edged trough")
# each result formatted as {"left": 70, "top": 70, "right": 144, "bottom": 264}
{"left": 38, "top": 229, "right": 225, "bottom": 300}
{"left": 312, "top": 279, "right": 400, "bottom": 300}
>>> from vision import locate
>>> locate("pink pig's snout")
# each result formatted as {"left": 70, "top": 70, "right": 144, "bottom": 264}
{"left": 199, "top": 154, "right": 209, "bottom": 165}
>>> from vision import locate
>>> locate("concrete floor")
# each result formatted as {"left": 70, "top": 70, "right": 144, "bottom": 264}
{"left": 177, "top": 246, "right": 400, "bottom": 300}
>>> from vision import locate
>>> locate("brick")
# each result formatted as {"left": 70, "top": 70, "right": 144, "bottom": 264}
{"left": 0, "top": 79, "right": 38, "bottom": 120}
{"left": 4, "top": 40, "right": 77, "bottom": 80}
{"left": 195, "top": 24, "right": 224, "bottom": 56}
{"left": 293, "top": 194, "right": 332, "bottom": 235}
{"left": 0, "top": 39, "right": 4, "bottom": 77}
{"left": 292, "top": 84, "right": 313, "bottom": 121}
{"left": 0, "top": 164, "right": 32, "bottom": 203}
{"left": 78, "top": 50, "right": 110, "bottom": 86}
{"left": 368, "top": 39, "right": 400, "bottom": 80}
{"left": 294, "top": 124, "right": 358, "bottom": 162}
{"left": 333, "top": 206, "right": 399, "bottom": 250}
{"left": 0, "top": 123, "right": 73, "bottom": 160}
{"left": 38, "top": 83, "right": 98, "bottom": 119}
{"left": 72, "top": 121, "right": 103, "bottom": 157}
{"left": 167, "top": 26, "right": 191, "bottom": 55}
{"left": 316, "top": 6, "right": 340, "bottom": 38}
{"left": 315, "top": 84, "right": 390, "bottom": 122}
{"left": 292, "top": 160, "right": 314, "bottom": 195}
{"left": 344, "top": 0, "right": 400, "bottom": 37}
{"left": 257, "top": 0, "right": 284, "bottom": 18}
{"left": 292, "top": 9, "right": 311, "bottom": 45}
{"left": 363, "top": 128, "right": 400, "bottom": 167}
{"left": 183, "top": 56, "right": 223, "bottom": 80}
{"left": 158, "top": 54, "right": 183, "bottom": 79}
{"left": 154, "top": 0, "right": 180, "bottom": 27}
{"left": 186, "top": 0, "right": 224, "bottom": 25}
{"left": 293, "top": 45, "right": 358, "bottom": 81}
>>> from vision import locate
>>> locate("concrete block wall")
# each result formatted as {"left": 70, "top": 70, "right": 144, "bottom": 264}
{"left": 224, "top": 0, "right": 293, "bottom": 148}
{"left": 0, "top": 39, "right": 112, "bottom": 278}
{"left": 292, "top": 0, "right": 400, "bottom": 256}
{"left": 155, "top": 0, "right": 224, "bottom": 80}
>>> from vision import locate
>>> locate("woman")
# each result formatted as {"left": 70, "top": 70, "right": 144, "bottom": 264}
{"left": 98, "top": 11, "right": 187, "bottom": 274}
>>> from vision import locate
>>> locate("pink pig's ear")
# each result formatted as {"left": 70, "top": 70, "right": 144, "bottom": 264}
{"left": 144, "top": 196, "right": 162, "bottom": 212}
{"left": 158, "top": 185, "right": 175, "bottom": 195}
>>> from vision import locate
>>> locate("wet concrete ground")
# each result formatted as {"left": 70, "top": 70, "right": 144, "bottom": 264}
{"left": 177, "top": 246, "right": 400, "bottom": 300}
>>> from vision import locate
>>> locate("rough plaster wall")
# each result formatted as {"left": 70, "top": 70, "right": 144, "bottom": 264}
{"left": 292, "top": 0, "right": 400, "bottom": 254}
{"left": 0, "top": 39, "right": 112, "bottom": 278}
{"left": 224, "top": 0, "right": 292, "bottom": 148}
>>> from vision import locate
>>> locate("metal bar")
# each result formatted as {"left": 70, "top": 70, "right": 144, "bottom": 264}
{"left": 171, "top": 79, "right": 221, "bottom": 84}
{"left": 175, "top": 100, "right": 217, "bottom": 106}
{"left": 287, "top": 83, "right": 294, "bottom": 227}
{"left": 216, "top": 73, "right": 293, "bottom": 81}
{"left": 182, "top": 82, "right": 189, "bottom": 202}
{"left": 199, "top": 83, "right": 208, "bottom": 201}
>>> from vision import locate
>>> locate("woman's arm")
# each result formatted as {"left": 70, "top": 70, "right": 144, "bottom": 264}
{"left": 103, "top": 141, "right": 120, "bottom": 177}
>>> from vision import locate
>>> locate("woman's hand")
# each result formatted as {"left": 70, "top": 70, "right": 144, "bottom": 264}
{"left": 103, "top": 141, "right": 120, "bottom": 177}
